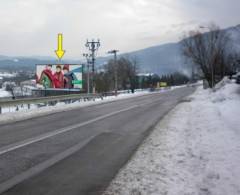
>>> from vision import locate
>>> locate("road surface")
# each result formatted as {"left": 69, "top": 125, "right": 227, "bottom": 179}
{"left": 0, "top": 87, "right": 195, "bottom": 195}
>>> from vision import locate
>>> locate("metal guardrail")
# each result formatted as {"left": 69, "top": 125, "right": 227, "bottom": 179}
{"left": 0, "top": 94, "right": 103, "bottom": 114}
{"left": 0, "top": 86, "right": 188, "bottom": 114}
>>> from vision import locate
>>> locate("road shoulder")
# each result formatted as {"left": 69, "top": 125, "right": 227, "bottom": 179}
{"left": 103, "top": 82, "right": 240, "bottom": 195}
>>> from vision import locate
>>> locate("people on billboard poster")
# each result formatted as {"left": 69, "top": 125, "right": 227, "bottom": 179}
{"left": 38, "top": 65, "right": 55, "bottom": 88}
{"left": 63, "top": 65, "right": 73, "bottom": 88}
{"left": 53, "top": 65, "right": 64, "bottom": 88}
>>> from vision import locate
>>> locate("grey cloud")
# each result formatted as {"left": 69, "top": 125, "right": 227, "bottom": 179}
{"left": 0, "top": 0, "right": 239, "bottom": 57}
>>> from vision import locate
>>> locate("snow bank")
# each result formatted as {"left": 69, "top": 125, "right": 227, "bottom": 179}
{"left": 0, "top": 88, "right": 11, "bottom": 98}
{"left": 104, "top": 81, "right": 240, "bottom": 195}
{"left": 214, "top": 76, "right": 232, "bottom": 90}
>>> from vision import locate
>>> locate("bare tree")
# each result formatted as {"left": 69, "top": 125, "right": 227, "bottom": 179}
{"left": 95, "top": 56, "right": 139, "bottom": 93}
{"left": 181, "top": 24, "right": 231, "bottom": 88}
{"left": 117, "top": 56, "right": 139, "bottom": 92}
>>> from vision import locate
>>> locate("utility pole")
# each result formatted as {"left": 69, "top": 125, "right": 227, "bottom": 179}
{"left": 83, "top": 53, "right": 92, "bottom": 94}
{"left": 85, "top": 39, "right": 100, "bottom": 94}
{"left": 108, "top": 50, "right": 119, "bottom": 96}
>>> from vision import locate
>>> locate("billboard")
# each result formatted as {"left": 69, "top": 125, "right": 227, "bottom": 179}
{"left": 36, "top": 64, "right": 83, "bottom": 89}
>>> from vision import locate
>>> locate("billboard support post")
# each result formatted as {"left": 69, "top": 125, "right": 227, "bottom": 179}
{"left": 86, "top": 63, "right": 89, "bottom": 94}
{"left": 83, "top": 53, "right": 92, "bottom": 94}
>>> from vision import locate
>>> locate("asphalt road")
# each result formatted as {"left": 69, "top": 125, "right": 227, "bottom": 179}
{"left": 0, "top": 87, "right": 195, "bottom": 195}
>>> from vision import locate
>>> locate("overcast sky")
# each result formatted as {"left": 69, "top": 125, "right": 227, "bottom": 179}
{"left": 0, "top": 0, "right": 239, "bottom": 58}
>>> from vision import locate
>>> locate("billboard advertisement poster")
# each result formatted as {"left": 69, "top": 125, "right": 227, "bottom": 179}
{"left": 36, "top": 64, "right": 83, "bottom": 89}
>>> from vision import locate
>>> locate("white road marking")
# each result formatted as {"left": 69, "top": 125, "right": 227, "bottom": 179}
{"left": 0, "top": 134, "right": 98, "bottom": 194}
{"left": 0, "top": 105, "right": 138, "bottom": 156}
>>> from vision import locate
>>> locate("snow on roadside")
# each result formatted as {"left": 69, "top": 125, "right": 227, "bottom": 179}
{"left": 103, "top": 80, "right": 240, "bottom": 195}
{"left": 0, "top": 88, "right": 11, "bottom": 98}
{"left": 0, "top": 89, "right": 165, "bottom": 125}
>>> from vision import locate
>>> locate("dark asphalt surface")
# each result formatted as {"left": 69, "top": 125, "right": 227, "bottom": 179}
{"left": 0, "top": 87, "right": 195, "bottom": 195}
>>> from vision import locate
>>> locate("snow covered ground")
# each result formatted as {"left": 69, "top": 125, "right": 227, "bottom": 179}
{"left": 0, "top": 88, "right": 11, "bottom": 98}
{"left": 103, "top": 79, "right": 240, "bottom": 195}
{"left": 0, "top": 72, "right": 16, "bottom": 78}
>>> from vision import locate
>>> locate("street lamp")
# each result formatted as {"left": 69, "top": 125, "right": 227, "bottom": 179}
{"left": 108, "top": 50, "right": 119, "bottom": 96}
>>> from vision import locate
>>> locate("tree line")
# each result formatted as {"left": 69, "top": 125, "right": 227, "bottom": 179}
{"left": 82, "top": 56, "right": 190, "bottom": 93}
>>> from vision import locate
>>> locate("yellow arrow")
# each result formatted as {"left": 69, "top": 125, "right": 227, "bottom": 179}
{"left": 55, "top": 33, "right": 65, "bottom": 60}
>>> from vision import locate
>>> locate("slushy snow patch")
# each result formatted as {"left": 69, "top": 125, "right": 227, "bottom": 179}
{"left": 104, "top": 79, "right": 240, "bottom": 195}
{"left": 0, "top": 88, "right": 11, "bottom": 98}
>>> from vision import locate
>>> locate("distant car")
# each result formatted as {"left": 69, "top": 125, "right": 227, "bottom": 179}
{"left": 232, "top": 72, "right": 240, "bottom": 84}
{"left": 236, "top": 74, "right": 240, "bottom": 84}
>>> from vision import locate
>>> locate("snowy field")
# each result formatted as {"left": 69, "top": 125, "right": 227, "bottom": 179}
{"left": 103, "top": 79, "right": 240, "bottom": 195}
{"left": 0, "top": 88, "right": 11, "bottom": 97}
{"left": 0, "top": 72, "right": 16, "bottom": 78}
